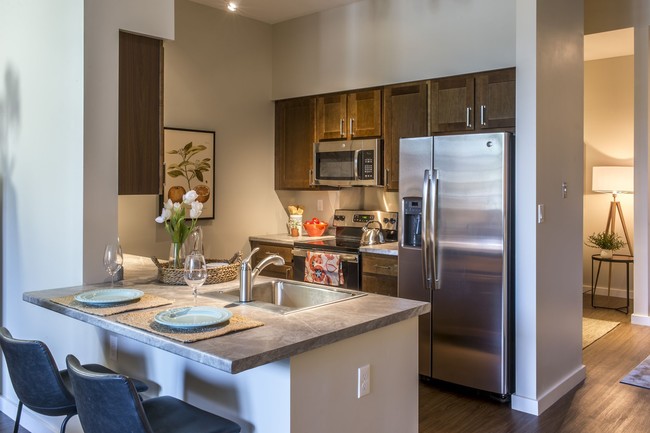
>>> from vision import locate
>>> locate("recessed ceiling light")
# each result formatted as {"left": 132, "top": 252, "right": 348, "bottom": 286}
{"left": 226, "top": 2, "right": 237, "bottom": 12}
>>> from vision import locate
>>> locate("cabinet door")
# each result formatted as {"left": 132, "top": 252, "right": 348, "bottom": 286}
{"left": 383, "top": 82, "right": 428, "bottom": 191}
{"left": 361, "top": 253, "right": 398, "bottom": 296}
{"left": 348, "top": 89, "right": 382, "bottom": 138}
{"left": 430, "top": 76, "right": 475, "bottom": 133}
{"left": 476, "top": 68, "right": 516, "bottom": 130}
{"left": 118, "top": 31, "right": 163, "bottom": 195}
{"left": 316, "top": 94, "right": 347, "bottom": 140}
{"left": 275, "top": 97, "right": 316, "bottom": 190}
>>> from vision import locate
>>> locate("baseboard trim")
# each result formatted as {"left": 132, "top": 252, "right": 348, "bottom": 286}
{"left": 0, "top": 396, "right": 60, "bottom": 433}
{"left": 631, "top": 314, "right": 650, "bottom": 326}
{"left": 582, "top": 284, "right": 633, "bottom": 299}
{"left": 511, "top": 364, "right": 586, "bottom": 415}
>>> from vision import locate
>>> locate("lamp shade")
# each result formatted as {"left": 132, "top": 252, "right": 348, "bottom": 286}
{"left": 592, "top": 166, "right": 634, "bottom": 194}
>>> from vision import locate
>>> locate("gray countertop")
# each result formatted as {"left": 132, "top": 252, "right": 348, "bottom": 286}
{"left": 359, "top": 242, "right": 399, "bottom": 256}
{"left": 23, "top": 255, "right": 427, "bottom": 374}
{"left": 249, "top": 233, "right": 335, "bottom": 246}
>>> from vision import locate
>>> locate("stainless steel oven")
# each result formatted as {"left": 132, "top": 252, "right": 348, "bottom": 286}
{"left": 292, "top": 209, "right": 398, "bottom": 291}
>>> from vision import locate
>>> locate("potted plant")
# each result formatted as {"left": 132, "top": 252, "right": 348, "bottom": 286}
{"left": 585, "top": 231, "right": 626, "bottom": 258}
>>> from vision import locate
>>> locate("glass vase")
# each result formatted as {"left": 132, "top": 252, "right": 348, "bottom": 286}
{"left": 169, "top": 242, "right": 186, "bottom": 269}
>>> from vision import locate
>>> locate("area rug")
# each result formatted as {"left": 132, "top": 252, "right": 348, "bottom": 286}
{"left": 583, "top": 317, "right": 620, "bottom": 349}
{"left": 621, "top": 355, "right": 650, "bottom": 389}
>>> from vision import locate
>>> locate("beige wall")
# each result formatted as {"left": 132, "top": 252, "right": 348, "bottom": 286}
{"left": 583, "top": 56, "right": 635, "bottom": 295}
{"left": 119, "top": 0, "right": 279, "bottom": 260}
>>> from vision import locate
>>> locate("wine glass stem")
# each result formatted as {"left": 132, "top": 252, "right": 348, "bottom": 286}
{"left": 193, "top": 287, "right": 198, "bottom": 305}
{"left": 110, "top": 273, "right": 114, "bottom": 288}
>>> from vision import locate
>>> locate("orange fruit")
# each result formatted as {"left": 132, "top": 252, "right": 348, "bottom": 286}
{"left": 168, "top": 186, "right": 186, "bottom": 203}
{"left": 195, "top": 184, "right": 210, "bottom": 203}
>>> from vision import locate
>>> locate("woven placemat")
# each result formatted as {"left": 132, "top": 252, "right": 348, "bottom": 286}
{"left": 116, "top": 308, "right": 264, "bottom": 343}
{"left": 51, "top": 293, "right": 173, "bottom": 317}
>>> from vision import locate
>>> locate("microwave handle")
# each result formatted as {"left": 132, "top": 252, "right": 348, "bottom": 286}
{"left": 354, "top": 150, "right": 360, "bottom": 180}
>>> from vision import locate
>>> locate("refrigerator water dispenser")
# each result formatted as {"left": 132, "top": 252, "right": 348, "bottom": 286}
{"left": 402, "top": 197, "right": 422, "bottom": 247}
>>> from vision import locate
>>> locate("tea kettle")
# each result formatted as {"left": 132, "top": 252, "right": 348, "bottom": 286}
{"left": 360, "top": 220, "right": 385, "bottom": 245}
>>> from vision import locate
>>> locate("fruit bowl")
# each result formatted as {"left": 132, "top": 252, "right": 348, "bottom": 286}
{"left": 303, "top": 221, "right": 328, "bottom": 237}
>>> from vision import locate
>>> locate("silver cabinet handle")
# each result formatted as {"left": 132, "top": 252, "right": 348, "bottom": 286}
{"left": 309, "top": 169, "right": 315, "bottom": 186}
{"left": 466, "top": 107, "right": 472, "bottom": 128}
{"left": 374, "top": 265, "right": 393, "bottom": 270}
{"left": 340, "top": 118, "right": 345, "bottom": 137}
{"left": 480, "top": 105, "right": 487, "bottom": 126}
{"left": 350, "top": 118, "right": 355, "bottom": 136}
{"left": 385, "top": 168, "right": 390, "bottom": 187}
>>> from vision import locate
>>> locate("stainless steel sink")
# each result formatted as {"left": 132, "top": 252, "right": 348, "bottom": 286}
{"left": 204, "top": 279, "right": 366, "bottom": 314}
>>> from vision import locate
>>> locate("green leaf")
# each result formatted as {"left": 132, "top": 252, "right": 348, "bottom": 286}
{"left": 183, "top": 142, "right": 193, "bottom": 152}
{"left": 167, "top": 170, "right": 184, "bottom": 178}
{"left": 195, "top": 171, "right": 204, "bottom": 182}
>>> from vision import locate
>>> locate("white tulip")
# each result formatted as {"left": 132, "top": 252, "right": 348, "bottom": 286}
{"left": 190, "top": 201, "right": 203, "bottom": 219}
{"left": 183, "top": 190, "right": 198, "bottom": 204}
{"left": 164, "top": 199, "right": 174, "bottom": 210}
{"left": 155, "top": 207, "right": 172, "bottom": 223}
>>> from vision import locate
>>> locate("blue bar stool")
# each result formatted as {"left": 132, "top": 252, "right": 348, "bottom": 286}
{"left": 66, "top": 354, "right": 241, "bottom": 433}
{"left": 0, "top": 327, "right": 149, "bottom": 433}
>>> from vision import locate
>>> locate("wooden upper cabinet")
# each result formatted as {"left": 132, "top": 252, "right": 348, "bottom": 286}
{"left": 275, "top": 97, "right": 316, "bottom": 190}
{"left": 431, "top": 68, "right": 516, "bottom": 134}
{"left": 316, "top": 94, "right": 347, "bottom": 140}
{"left": 383, "top": 81, "right": 428, "bottom": 191}
{"left": 476, "top": 68, "right": 516, "bottom": 130}
{"left": 348, "top": 89, "right": 382, "bottom": 138}
{"left": 118, "top": 31, "right": 163, "bottom": 195}
{"left": 316, "top": 89, "right": 381, "bottom": 140}
{"left": 430, "top": 76, "right": 474, "bottom": 133}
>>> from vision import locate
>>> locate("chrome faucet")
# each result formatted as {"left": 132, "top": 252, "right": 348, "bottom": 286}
{"left": 239, "top": 247, "right": 285, "bottom": 302}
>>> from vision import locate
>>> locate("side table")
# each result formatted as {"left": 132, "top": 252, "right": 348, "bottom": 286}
{"left": 591, "top": 254, "right": 633, "bottom": 314}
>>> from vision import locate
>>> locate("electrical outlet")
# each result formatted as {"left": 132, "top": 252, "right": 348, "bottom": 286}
{"left": 358, "top": 364, "right": 370, "bottom": 398}
{"left": 109, "top": 335, "right": 118, "bottom": 361}
{"left": 317, "top": 199, "right": 324, "bottom": 211}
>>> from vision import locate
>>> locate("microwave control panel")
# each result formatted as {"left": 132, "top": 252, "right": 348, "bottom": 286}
{"left": 359, "top": 150, "right": 375, "bottom": 180}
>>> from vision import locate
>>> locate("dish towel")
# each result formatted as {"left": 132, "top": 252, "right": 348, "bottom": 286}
{"left": 304, "top": 251, "right": 344, "bottom": 286}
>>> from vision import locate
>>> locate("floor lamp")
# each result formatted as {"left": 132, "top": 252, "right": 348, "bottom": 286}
{"left": 592, "top": 166, "right": 634, "bottom": 296}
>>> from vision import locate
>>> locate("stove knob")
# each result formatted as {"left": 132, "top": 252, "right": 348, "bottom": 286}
{"left": 383, "top": 218, "right": 389, "bottom": 224}
{"left": 390, "top": 218, "right": 397, "bottom": 224}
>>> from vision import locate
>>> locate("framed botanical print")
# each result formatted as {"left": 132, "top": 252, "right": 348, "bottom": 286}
{"left": 163, "top": 127, "right": 215, "bottom": 219}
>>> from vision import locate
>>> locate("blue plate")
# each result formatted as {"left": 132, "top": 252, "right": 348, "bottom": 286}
{"left": 74, "top": 288, "right": 144, "bottom": 305}
{"left": 154, "top": 306, "right": 232, "bottom": 329}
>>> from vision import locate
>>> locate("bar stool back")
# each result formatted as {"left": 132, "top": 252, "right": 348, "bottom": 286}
{"left": 66, "top": 354, "right": 241, "bottom": 433}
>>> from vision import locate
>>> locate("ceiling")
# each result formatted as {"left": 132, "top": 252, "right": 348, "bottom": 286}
{"left": 189, "top": 0, "right": 362, "bottom": 24}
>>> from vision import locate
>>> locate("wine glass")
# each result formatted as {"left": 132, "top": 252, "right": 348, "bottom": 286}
{"left": 104, "top": 242, "right": 123, "bottom": 288}
{"left": 184, "top": 253, "right": 207, "bottom": 304}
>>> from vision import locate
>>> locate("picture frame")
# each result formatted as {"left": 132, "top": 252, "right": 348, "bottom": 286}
{"left": 163, "top": 127, "right": 215, "bottom": 220}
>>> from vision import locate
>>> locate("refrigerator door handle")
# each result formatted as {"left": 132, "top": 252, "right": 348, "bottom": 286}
{"left": 431, "top": 169, "right": 440, "bottom": 290}
{"left": 422, "top": 170, "right": 432, "bottom": 290}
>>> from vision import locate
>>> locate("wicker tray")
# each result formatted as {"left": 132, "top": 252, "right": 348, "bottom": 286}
{"left": 151, "top": 251, "right": 242, "bottom": 285}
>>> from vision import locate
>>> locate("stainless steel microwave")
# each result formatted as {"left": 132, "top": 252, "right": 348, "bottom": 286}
{"left": 312, "top": 139, "right": 383, "bottom": 187}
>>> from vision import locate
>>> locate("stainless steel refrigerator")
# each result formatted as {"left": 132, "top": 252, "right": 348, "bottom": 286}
{"left": 398, "top": 132, "right": 513, "bottom": 396}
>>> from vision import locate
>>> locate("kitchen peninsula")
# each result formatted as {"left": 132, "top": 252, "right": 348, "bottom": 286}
{"left": 23, "top": 256, "right": 428, "bottom": 433}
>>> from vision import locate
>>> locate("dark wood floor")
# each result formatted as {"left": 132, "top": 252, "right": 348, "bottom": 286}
{"left": 3, "top": 294, "right": 648, "bottom": 433}
{"left": 419, "top": 293, "right": 650, "bottom": 433}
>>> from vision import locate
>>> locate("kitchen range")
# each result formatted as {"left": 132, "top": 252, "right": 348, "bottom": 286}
{"left": 292, "top": 209, "right": 398, "bottom": 290}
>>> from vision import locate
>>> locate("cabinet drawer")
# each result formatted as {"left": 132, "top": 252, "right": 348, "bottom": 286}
{"left": 362, "top": 274, "right": 397, "bottom": 297}
{"left": 253, "top": 244, "right": 293, "bottom": 263}
{"left": 362, "top": 253, "right": 398, "bottom": 277}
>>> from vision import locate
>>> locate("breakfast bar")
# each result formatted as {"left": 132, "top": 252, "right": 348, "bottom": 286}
{"left": 23, "top": 256, "right": 429, "bottom": 433}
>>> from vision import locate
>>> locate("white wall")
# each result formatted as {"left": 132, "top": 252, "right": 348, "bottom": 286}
{"left": 272, "top": 0, "right": 515, "bottom": 99}
{"left": 0, "top": 0, "right": 174, "bottom": 431}
{"left": 583, "top": 56, "right": 635, "bottom": 295}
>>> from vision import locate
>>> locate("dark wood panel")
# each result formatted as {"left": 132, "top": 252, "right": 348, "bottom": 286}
{"left": 383, "top": 81, "right": 428, "bottom": 191}
{"left": 362, "top": 253, "right": 397, "bottom": 296}
{"left": 348, "top": 89, "right": 382, "bottom": 138}
{"left": 430, "top": 76, "right": 474, "bottom": 133}
{"left": 275, "top": 97, "right": 316, "bottom": 189}
{"left": 476, "top": 68, "right": 516, "bottom": 130}
{"left": 118, "top": 31, "right": 163, "bottom": 195}
{"left": 316, "top": 94, "right": 347, "bottom": 140}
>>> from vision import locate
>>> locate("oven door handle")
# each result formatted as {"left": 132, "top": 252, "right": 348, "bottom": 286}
{"left": 292, "top": 249, "right": 359, "bottom": 263}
